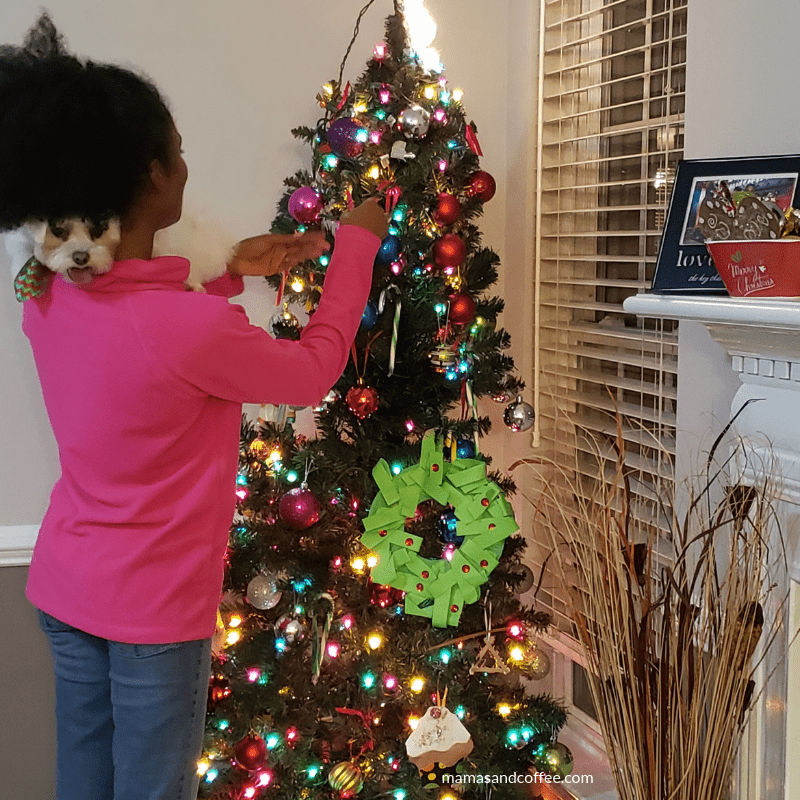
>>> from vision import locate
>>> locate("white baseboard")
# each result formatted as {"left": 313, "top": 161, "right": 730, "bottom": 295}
{"left": 0, "top": 525, "right": 38, "bottom": 567}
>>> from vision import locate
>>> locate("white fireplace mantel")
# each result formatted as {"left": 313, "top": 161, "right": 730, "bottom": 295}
{"left": 624, "top": 294, "right": 800, "bottom": 361}
{"left": 624, "top": 292, "right": 800, "bottom": 800}
{"left": 624, "top": 293, "right": 800, "bottom": 525}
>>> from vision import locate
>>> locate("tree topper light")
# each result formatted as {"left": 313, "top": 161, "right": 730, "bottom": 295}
{"left": 401, "top": 0, "right": 442, "bottom": 72}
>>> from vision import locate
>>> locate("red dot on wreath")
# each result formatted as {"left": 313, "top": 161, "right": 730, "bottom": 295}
{"left": 416, "top": 583, "right": 424, "bottom": 591}
{"left": 422, "top": 570, "right": 429, "bottom": 578}
{"left": 451, "top": 604, "right": 459, "bottom": 612}
{"left": 379, "top": 530, "right": 387, "bottom": 537}
{"left": 405, "top": 538, "right": 414, "bottom": 546}
{"left": 481, "top": 498, "right": 490, "bottom": 507}
{"left": 480, "top": 560, "right": 489, "bottom": 567}
{"left": 488, "top": 523, "right": 496, "bottom": 530}
{"left": 462, "top": 565, "right": 470, "bottom": 573}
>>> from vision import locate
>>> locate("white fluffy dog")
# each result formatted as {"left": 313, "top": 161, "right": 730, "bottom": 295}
{"left": 7, "top": 210, "right": 237, "bottom": 294}
{"left": 6, "top": 217, "right": 121, "bottom": 286}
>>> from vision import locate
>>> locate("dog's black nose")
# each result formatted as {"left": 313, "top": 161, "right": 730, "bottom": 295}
{"left": 72, "top": 251, "right": 90, "bottom": 266}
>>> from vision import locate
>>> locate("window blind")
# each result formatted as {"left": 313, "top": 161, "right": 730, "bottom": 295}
{"left": 532, "top": 0, "right": 686, "bottom": 634}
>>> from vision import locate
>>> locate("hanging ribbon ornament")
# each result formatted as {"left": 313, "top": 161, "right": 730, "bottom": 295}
{"left": 360, "top": 432, "right": 518, "bottom": 627}
{"left": 343, "top": 183, "right": 356, "bottom": 211}
{"left": 312, "top": 593, "right": 335, "bottom": 685}
{"left": 378, "top": 180, "right": 402, "bottom": 213}
{"left": 336, "top": 81, "right": 352, "bottom": 112}
{"left": 465, "top": 122, "right": 483, "bottom": 157}
{"left": 464, "top": 380, "right": 480, "bottom": 453}
{"left": 378, "top": 285, "right": 402, "bottom": 377}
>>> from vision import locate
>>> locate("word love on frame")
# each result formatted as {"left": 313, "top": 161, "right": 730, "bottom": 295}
{"left": 650, "top": 154, "right": 800, "bottom": 293}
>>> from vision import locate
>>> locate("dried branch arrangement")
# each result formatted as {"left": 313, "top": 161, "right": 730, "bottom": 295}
{"left": 512, "top": 416, "right": 790, "bottom": 800}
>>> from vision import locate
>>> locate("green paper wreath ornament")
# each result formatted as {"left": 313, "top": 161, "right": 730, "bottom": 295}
{"left": 360, "top": 432, "right": 518, "bottom": 627}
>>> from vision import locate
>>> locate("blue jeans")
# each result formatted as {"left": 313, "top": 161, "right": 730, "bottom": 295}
{"left": 37, "top": 610, "right": 212, "bottom": 800}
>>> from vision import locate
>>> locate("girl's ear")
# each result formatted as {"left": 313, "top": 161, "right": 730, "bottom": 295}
{"left": 148, "top": 159, "right": 168, "bottom": 193}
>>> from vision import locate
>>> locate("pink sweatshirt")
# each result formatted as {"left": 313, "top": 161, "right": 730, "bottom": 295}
{"left": 24, "top": 225, "right": 379, "bottom": 643}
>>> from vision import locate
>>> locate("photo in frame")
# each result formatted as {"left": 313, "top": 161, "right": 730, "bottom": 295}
{"left": 650, "top": 155, "right": 800, "bottom": 293}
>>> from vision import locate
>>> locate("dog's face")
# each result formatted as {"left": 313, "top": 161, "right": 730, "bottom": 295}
{"left": 28, "top": 217, "right": 121, "bottom": 284}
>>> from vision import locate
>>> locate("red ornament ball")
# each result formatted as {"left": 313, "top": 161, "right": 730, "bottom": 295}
{"left": 433, "top": 234, "right": 467, "bottom": 268}
{"left": 368, "top": 580, "right": 404, "bottom": 608}
{"left": 466, "top": 170, "right": 497, "bottom": 202}
{"left": 234, "top": 733, "right": 268, "bottom": 771}
{"left": 345, "top": 385, "right": 379, "bottom": 420}
{"left": 433, "top": 193, "right": 461, "bottom": 225}
{"left": 449, "top": 293, "right": 476, "bottom": 325}
{"left": 278, "top": 487, "right": 321, "bottom": 530}
{"left": 207, "top": 674, "right": 231, "bottom": 708}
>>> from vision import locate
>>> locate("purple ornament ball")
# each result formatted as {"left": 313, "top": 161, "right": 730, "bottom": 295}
{"left": 278, "top": 487, "right": 321, "bottom": 530}
{"left": 327, "top": 118, "right": 365, "bottom": 159}
{"left": 288, "top": 187, "right": 323, "bottom": 224}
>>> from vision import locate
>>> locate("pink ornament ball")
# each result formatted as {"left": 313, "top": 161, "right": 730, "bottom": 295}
{"left": 288, "top": 187, "right": 323, "bottom": 224}
{"left": 279, "top": 487, "right": 321, "bottom": 530}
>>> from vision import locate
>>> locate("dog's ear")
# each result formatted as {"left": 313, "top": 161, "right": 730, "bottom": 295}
{"left": 106, "top": 218, "right": 121, "bottom": 244}
{"left": 26, "top": 220, "right": 49, "bottom": 245}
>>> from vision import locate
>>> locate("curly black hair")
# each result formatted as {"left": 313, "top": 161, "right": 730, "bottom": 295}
{"left": 0, "top": 12, "right": 175, "bottom": 230}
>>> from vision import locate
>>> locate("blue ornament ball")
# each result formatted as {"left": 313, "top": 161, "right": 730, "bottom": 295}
{"left": 456, "top": 439, "right": 476, "bottom": 459}
{"left": 375, "top": 235, "right": 402, "bottom": 266}
{"left": 436, "top": 509, "right": 464, "bottom": 546}
{"left": 443, "top": 438, "right": 476, "bottom": 461}
{"left": 361, "top": 300, "right": 378, "bottom": 329}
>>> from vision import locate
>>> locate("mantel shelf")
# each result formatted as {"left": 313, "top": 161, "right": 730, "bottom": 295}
{"left": 623, "top": 293, "right": 800, "bottom": 329}
{"left": 623, "top": 294, "right": 800, "bottom": 361}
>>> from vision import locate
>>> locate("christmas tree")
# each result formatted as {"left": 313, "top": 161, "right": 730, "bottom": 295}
{"left": 199, "top": 4, "right": 567, "bottom": 799}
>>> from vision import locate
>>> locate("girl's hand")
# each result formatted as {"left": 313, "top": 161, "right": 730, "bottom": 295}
{"left": 340, "top": 198, "right": 390, "bottom": 239}
{"left": 227, "top": 231, "right": 329, "bottom": 277}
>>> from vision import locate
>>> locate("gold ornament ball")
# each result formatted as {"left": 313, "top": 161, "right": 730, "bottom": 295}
{"left": 248, "top": 439, "right": 271, "bottom": 460}
{"left": 525, "top": 647, "right": 551, "bottom": 680}
{"left": 543, "top": 742, "right": 574, "bottom": 778}
{"left": 328, "top": 761, "right": 364, "bottom": 796}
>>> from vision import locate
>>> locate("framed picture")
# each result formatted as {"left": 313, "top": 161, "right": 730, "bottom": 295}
{"left": 650, "top": 155, "right": 800, "bottom": 293}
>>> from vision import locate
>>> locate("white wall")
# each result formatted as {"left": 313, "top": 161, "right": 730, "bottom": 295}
{"left": 678, "top": 0, "right": 800, "bottom": 482}
{"left": 0, "top": 0, "right": 524, "bottom": 548}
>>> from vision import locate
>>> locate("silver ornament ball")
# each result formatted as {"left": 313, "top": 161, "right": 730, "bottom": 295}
{"left": 246, "top": 574, "right": 282, "bottom": 610}
{"left": 510, "top": 563, "right": 535, "bottom": 594}
{"left": 274, "top": 612, "right": 308, "bottom": 644}
{"left": 399, "top": 104, "right": 430, "bottom": 138}
{"left": 503, "top": 396, "right": 535, "bottom": 432}
{"left": 269, "top": 305, "right": 300, "bottom": 338}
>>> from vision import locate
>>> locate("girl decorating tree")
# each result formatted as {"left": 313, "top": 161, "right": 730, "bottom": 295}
{"left": 0, "top": 14, "right": 388, "bottom": 800}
